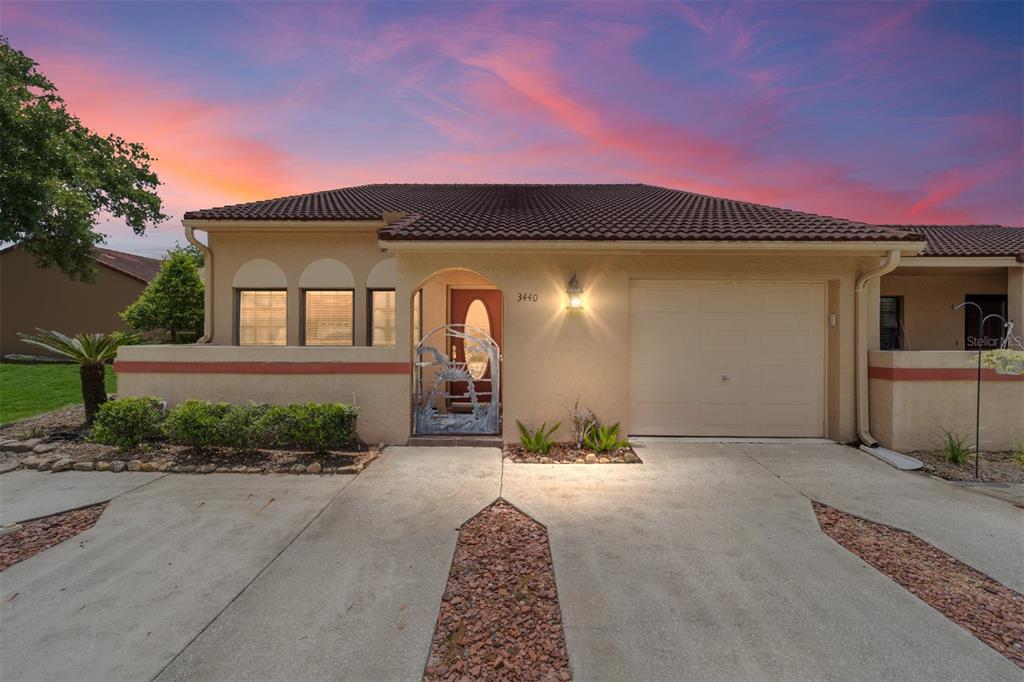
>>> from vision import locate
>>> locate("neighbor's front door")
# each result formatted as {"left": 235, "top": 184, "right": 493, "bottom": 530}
{"left": 448, "top": 288, "right": 502, "bottom": 405}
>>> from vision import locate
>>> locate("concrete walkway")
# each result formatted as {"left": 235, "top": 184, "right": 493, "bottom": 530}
{"left": 157, "top": 447, "right": 502, "bottom": 681}
{"left": 1, "top": 474, "right": 349, "bottom": 681}
{"left": 502, "top": 442, "right": 1023, "bottom": 681}
{"left": 0, "top": 469, "right": 165, "bottom": 524}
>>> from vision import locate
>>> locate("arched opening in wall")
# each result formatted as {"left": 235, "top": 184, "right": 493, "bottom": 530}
{"left": 412, "top": 268, "right": 502, "bottom": 436}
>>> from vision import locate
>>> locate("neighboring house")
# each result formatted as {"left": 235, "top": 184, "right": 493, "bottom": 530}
{"left": 1, "top": 246, "right": 161, "bottom": 357}
{"left": 115, "top": 184, "right": 1024, "bottom": 451}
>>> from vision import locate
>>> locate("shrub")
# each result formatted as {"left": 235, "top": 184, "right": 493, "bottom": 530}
{"left": 255, "top": 403, "right": 359, "bottom": 452}
{"left": 517, "top": 420, "right": 560, "bottom": 455}
{"left": 571, "top": 397, "right": 598, "bottom": 449}
{"left": 165, "top": 400, "right": 250, "bottom": 449}
{"left": 89, "top": 397, "right": 165, "bottom": 451}
{"left": 938, "top": 428, "right": 973, "bottom": 467}
{"left": 583, "top": 422, "right": 630, "bottom": 453}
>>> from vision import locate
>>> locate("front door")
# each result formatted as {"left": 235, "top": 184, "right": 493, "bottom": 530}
{"left": 448, "top": 288, "right": 502, "bottom": 405}
{"left": 965, "top": 294, "right": 1008, "bottom": 349}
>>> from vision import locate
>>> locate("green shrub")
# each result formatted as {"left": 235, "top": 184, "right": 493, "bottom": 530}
{"left": 938, "top": 428, "right": 973, "bottom": 467}
{"left": 1015, "top": 442, "right": 1024, "bottom": 466}
{"left": 165, "top": 400, "right": 249, "bottom": 449}
{"left": 89, "top": 397, "right": 165, "bottom": 451}
{"left": 256, "top": 403, "right": 359, "bottom": 452}
{"left": 583, "top": 422, "right": 630, "bottom": 453}
{"left": 517, "top": 420, "right": 560, "bottom": 455}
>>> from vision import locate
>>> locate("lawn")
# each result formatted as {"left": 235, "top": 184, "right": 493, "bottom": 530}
{"left": 0, "top": 363, "right": 116, "bottom": 424}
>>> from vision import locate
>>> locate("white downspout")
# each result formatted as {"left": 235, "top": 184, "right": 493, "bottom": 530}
{"left": 854, "top": 249, "right": 901, "bottom": 446}
{"left": 185, "top": 225, "right": 213, "bottom": 343}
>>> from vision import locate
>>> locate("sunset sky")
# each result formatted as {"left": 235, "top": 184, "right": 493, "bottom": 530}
{"left": 3, "top": 1, "right": 1022, "bottom": 255}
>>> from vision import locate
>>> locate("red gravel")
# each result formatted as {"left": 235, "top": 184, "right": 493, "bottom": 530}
{"left": 425, "top": 500, "right": 571, "bottom": 681}
{"left": 813, "top": 502, "right": 1024, "bottom": 669}
{"left": 0, "top": 503, "right": 107, "bottom": 571}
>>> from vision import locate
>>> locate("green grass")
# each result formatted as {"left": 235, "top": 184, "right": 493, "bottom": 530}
{"left": 0, "top": 363, "right": 117, "bottom": 424}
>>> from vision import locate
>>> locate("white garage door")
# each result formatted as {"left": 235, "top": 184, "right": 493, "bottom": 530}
{"left": 628, "top": 281, "right": 826, "bottom": 437}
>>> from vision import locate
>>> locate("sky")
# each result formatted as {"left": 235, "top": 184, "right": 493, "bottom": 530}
{"left": 3, "top": 0, "right": 1022, "bottom": 256}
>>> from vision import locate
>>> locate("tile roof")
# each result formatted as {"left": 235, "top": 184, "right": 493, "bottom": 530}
{"left": 882, "top": 224, "right": 1024, "bottom": 260}
{"left": 94, "top": 248, "right": 161, "bottom": 282}
{"left": 185, "top": 183, "right": 920, "bottom": 243}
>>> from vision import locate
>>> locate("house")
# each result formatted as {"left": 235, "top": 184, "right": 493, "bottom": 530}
{"left": 1, "top": 246, "right": 161, "bottom": 358}
{"left": 114, "top": 184, "right": 1024, "bottom": 451}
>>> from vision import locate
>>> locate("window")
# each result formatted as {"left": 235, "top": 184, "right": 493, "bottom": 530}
{"left": 368, "top": 289, "right": 396, "bottom": 347}
{"left": 237, "top": 290, "right": 287, "bottom": 346}
{"left": 303, "top": 290, "right": 354, "bottom": 346}
{"left": 880, "top": 296, "right": 903, "bottom": 351}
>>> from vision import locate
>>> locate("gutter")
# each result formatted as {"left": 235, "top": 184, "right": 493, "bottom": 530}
{"left": 854, "top": 249, "right": 901, "bottom": 446}
{"left": 185, "top": 225, "right": 213, "bottom": 343}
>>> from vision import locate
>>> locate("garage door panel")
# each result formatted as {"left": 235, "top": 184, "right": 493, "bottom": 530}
{"left": 628, "top": 280, "right": 825, "bottom": 437}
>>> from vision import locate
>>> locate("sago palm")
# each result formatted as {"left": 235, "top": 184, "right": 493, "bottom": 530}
{"left": 17, "top": 329, "right": 139, "bottom": 425}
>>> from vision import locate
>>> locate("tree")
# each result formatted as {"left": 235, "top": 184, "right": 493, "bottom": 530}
{"left": 17, "top": 330, "right": 140, "bottom": 425}
{"left": 121, "top": 246, "right": 204, "bottom": 342}
{"left": 0, "top": 37, "right": 167, "bottom": 281}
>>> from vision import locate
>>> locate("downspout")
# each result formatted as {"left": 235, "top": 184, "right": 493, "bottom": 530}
{"left": 854, "top": 249, "right": 901, "bottom": 446}
{"left": 185, "top": 225, "right": 213, "bottom": 343}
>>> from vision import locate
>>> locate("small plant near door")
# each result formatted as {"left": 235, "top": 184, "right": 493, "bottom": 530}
{"left": 571, "top": 396, "right": 598, "bottom": 449}
{"left": 938, "top": 428, "right": 973, "bottom": 467}
{"left": 583, "top": 422, "right": 630, "bottom": 453}
{"left": 517, "top": 420, "right": 560, "bottom": 455}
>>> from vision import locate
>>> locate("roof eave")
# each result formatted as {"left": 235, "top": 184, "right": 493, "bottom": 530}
{"left": 377, "top": 239, "right": 928, "bottom": 255}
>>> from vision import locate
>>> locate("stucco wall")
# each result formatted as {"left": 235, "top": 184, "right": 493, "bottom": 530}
{"left": 120, "top": 233, "right": 874, "bottom": 444}
{"left": 1, "top": 247, "right": 146, "bottom": 357}
{"left": 869, "top": 350, "right": 1024, "bottom": 452}
{"left": 880, "top": 271, "right": 1007, "bottom": 351}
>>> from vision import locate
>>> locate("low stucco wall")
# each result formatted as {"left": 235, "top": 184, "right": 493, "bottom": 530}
{"left": 116, "top": 345, "right": 410, "bottom": 445}
{"left": 869, "top": 350, "right": 1024, "bottom": 452}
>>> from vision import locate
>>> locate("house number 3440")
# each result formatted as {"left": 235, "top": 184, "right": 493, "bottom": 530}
{"left": 517, "top": 292, "right": 539, "bottom": 302}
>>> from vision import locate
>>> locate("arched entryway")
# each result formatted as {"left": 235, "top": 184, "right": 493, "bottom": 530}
{"left": 411, "top": 268, "right": 503, "bottom": 436}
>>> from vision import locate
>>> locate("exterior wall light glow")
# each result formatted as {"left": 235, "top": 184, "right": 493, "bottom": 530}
{"left": 567, "top": 271, "right": 584, "bottom": 310}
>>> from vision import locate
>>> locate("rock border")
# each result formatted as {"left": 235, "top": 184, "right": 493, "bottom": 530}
{"left": 813, "top": 501, "right": 1024, "bottom": 669}
{"left": 2, "top": 442, "right": 382, "bottom": 476}
{"left": 425, "top": 499, "right": 571, "bottom": 681}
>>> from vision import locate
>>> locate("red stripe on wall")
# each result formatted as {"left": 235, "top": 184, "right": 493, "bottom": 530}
{"left": 114, "top": 361, "right": 412, "bottom": 375}
{"left": 868, "top": 366, "right": 1023, "bottom": 382}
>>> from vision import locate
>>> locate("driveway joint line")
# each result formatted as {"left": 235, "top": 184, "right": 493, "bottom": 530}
{"left": 148, "top": 474, "right": 357, "bottom": 682}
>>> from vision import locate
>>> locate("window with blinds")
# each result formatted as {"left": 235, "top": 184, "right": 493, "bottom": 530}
{"left": 880, "top": 296, "right": 903, "bottom": 351}
{"left": 370, "top": 289, "right": 396, "bottom": 347}
{"left": 237, "top": 290, "right": 287, "bottom": 346}
{"left": 303, "top": 290, "right": 354, "bottom": 346}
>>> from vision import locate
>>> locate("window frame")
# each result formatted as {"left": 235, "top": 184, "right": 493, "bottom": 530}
{"left": 235, "top": 288, "right": 288, "bottom": 347}
{"left": 367, "top": 288, "right": 397, "bottom": 347}
{"left": 300, "top": 288, "right": 356, "bottom": 347}
{"left": 879, "top": 295, "right": 904, "bottom": 351}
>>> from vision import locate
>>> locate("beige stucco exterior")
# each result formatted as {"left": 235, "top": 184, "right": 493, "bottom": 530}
{"left": 869, "top": 350, "right": 1024, "bottom": 452}
{"left": 1, "top": 247, "right": 146, "bottom": 357}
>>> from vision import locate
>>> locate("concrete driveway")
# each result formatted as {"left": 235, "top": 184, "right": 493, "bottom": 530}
{"left": 1, "top": 443, "right": 1020, "bottom": 681}
{"left": 502, "top": 442, "right": 1023, "bottom": 681}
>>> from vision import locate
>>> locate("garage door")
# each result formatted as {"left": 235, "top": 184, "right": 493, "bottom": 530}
{"left": 628, "top": 281, "right": 826, "bottom": 437}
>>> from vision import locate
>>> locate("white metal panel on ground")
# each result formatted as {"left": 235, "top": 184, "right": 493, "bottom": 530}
{"left": 628, "top": 281, "right": 826, "bottom": 437}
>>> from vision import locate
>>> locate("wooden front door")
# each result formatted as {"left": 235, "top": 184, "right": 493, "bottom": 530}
{"left": 448, "top": 288, "right": 502, "bottom": 405}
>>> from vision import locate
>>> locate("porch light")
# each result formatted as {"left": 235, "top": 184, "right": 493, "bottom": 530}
{"left": 566, "top": 272, "right": 584, "bottom": 310}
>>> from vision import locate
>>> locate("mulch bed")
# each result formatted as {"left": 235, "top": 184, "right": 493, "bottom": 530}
{"left": 0, "top": 502, "right": 107, "bottom": 571}
{"left": 425, "top": 500, "right": 571, "bottom": 681}
{"left": 504, "top": 442, "right": 641, "bottom": 464}
{"left": 911, "top": 450, "right": 1024, "bottom": 484}
{"left": 813, "top": 502, "right": 1024, "bottom": 669}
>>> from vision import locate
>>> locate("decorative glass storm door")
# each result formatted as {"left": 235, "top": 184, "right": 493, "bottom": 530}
{"left": 448, "top": 289, "right": 502, "bottom": 408}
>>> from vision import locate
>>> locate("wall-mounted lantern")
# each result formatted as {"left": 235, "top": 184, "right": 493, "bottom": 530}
{"left": 566, "top": 271, "right": 584, "bottom": 311}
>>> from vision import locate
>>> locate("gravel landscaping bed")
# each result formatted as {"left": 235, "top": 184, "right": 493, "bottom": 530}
{"left": 425, "top": 500, "right": 571, "bottom": 681}
{"left": 0, "top": 502, "right": 107, "bottom": 571}
{"left": 911, "top": 450, "right": 1024, "bottom": 484}
{"left": 0, "top": 406, "right": 377, "bottom": 476}
{"left": 504, "top": 442, "right": 641, "bottom": 464}
{"left": 813, "top": 502, "right": 1024, "bottom": 669}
